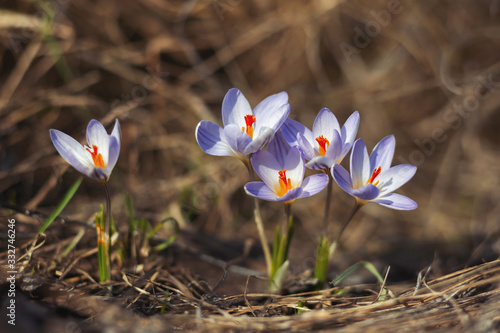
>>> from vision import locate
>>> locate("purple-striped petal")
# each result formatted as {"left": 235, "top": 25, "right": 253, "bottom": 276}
{"left": 305, "top": 156, "right": 333, "bottom": 170}
{"left": 282, "top": 118, "right": 315, "bottom": 149}
{"left": 296, "top": 132, "right": 315, "bottom": 161}
{"left": 222, "top": 88, "right": 252, "bottom": 128}
{"left": 340, "top": 111, "right": 360, "bottom": 157}
{"left": 374, "top": 193, "right": 417, "bottom": 210}
{"left": 298, "top": 174, "right": 329, "bottom": 199}
{"left": 276, "top": 187, "right": 303, "bottom": 202}
{"left": 107, "top": 120, "right": 121, "bottom": 171}
{"left": 267, "top": 131, "right": 292, "bottom": 168}
{"left": 50, "top": 129, "right": 94, "bottom": 177}
{"left": 332, "top": 164, "right": 353, "bottom": 195}
{"left": 244, "top": 182, "right": 279, "bottom": 201}
{"left": 370, "top": 135, "right": 395, "bottom": 171}
{"left": 377, "top": 164, "right": 417, "bottom": 196}
{"left": 350, "top": 139, "right": 370, "bottom": 188}
{"left": 352, "top": 183, "right": 380, "bottom": 201}
{"left": 195, "top": 120, "right": 234, "bottom": 156}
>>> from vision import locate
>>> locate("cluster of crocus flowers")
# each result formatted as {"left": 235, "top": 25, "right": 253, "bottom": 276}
{"left": 194, "top": 87, "right": 418, "bottom": 291}
{"left": 50, "top": 119, "right": 121, "bottom": 182}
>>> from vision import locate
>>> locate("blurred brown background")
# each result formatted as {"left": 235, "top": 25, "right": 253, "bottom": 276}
{"left": 1, "top": 0, "right": 500, "bottom": 290}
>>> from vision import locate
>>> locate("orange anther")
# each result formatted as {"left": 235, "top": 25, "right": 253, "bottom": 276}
{"left": 86, "top": 145, "right": 106, "bottom": 168}
{"left": 242, "top": 114, "right": 256, "bottom": 138}
{"left": 366, "top": 166, "right": 382, "bottom": 186}
{"left": 315, "top": 135, "right": 330, "bottom": 156}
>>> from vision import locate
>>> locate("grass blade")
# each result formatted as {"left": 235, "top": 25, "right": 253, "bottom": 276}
{"left": 332, "top": 261, "right": 385, "bottom": 286}
{"left": 37, "top": 177, "right": 82, "bottom": 235}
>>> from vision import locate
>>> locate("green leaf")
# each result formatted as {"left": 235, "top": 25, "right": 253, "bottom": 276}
{"left": 314, "top": 235, "right": 330, "bottom": 289}
{"left": 331, "top": 261, "right": 385, "bottom": 286}
{"left": 37, "top": 177, "right": 82, "bottom": 235}
{"left": 151, "top": 218, "right": 180, "bottom": 252}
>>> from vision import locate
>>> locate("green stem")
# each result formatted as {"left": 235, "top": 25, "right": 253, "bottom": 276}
{"left": 245, "top": 161, "right": 272, "bottom": 277}
{"left": 322, "top": 171, "right": 333, "bottom": 235}
{"left": 102, "top": 181, "right": 112, "bottom": 282}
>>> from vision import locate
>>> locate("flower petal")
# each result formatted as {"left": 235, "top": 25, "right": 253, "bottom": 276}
{"left": 374, "top": 193, "right": 417, "bottom": 210}
{"left": 267, "top": 131, "right": 291, "bottom": 168}
{"left": 222, "top": 88, "right": 252, "bottom": 128}
{"left": 283, "top": 146, "right": 305, "bottom": 188}
{"left": 50, "top": 129, "right": 94, "bottom": 177}
{"left": 350, "top": 138, "right": 371, "bottom": 188}
{"left": 332, "top": 164, "right": 353, "bottom": 196}
{"left": 370, "top": 135, "right": 395, "bottom": 171}
{"left": 244, "top": 126, "right": 274, "bottom": 155}
{"left": 298, "top": 174, "right": 329, "bottom": 198}
{"left": 276, "top": 187, "right": 303, "bottom": 202}
{"left": 86, "top": 119, "right": 110, "bottom": 164}
{"left": 250, "top": 150, "right": 281, "bottom": 190}
{"left": 340, "top": 111, "right": 360, "bottom": 157}
{"left": 324, "top": 130, "right": 343, "bottom": 164}
{"left": 305, "top": 156, "right": 333, "bottom": 170}
{"left": 312, "top": 108, "right": 340, "bottom": 142}
{"left": 107, "top": 119, "right": 121, "bottom": 172}
{"left": 244, "top": 182, "right": 279, "bottom": 201}
{"left": 224, "top": 124, "right": 253, "bottom": 155}
{"left": 252, "top": 91, "right": 288, "bottom": 120}
{"left": 254, "top": 102, "right": 290, "bottom": 134}
{"left": 195, "top": 120, "right": 234, "bottom": 156}
{"left": 281, "top": 118, "right": 314, "bottom": 149}
{"left": 352, "top": 183, "right": 380, "bottom": 201}
{"left": 376, "top": 164, "right": 417, "bottom": 195}
{"left": 296, "top": 132, "right": 315, "bottom": 161}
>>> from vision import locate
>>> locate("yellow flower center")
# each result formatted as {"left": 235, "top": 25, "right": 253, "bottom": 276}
{"left": 276, "top": 169, "right": 292, "bottom": 197}
{"left": 315, "top": 135, "right": 330, "bottom": 156}
{"left": 86, "top": 145, "right": 106, "bottom": 168}
{"left": 242, "top": 114, "right": 256, "bottom": 138}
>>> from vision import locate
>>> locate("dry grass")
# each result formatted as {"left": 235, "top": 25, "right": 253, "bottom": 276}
{"left": 1, "top": 0, "right": 500, "bottom": 331}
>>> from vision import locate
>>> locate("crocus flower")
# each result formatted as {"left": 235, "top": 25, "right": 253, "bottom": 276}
{"left": 281, "top": 108, "right": 359, "bottom": 170}
{"left": 195, "top": 88, "right": 290, "bottom": 162}
{"left": 50, "top": 119, "right": 121, "bottom": 181}
{"left": 331, "top": 135, "right": 417, "bottom": 210}
{"left": 244, "top": 132, "right": 329, "bottom": 203}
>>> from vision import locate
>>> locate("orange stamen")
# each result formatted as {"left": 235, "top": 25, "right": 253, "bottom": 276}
{"left": 277, "top": 169, "right": 293, "bottom": 197}
{"left": 315, "top": 135, "right": 330, "bottom": 156}
{"left": 366, "top": 166, "right": 382, "bottom": 186}
{"left": 242, "top": 114, "right": 256, "bottom": 138}
{"left": 86, "top": 145, "right": 106, "bottom": 168}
